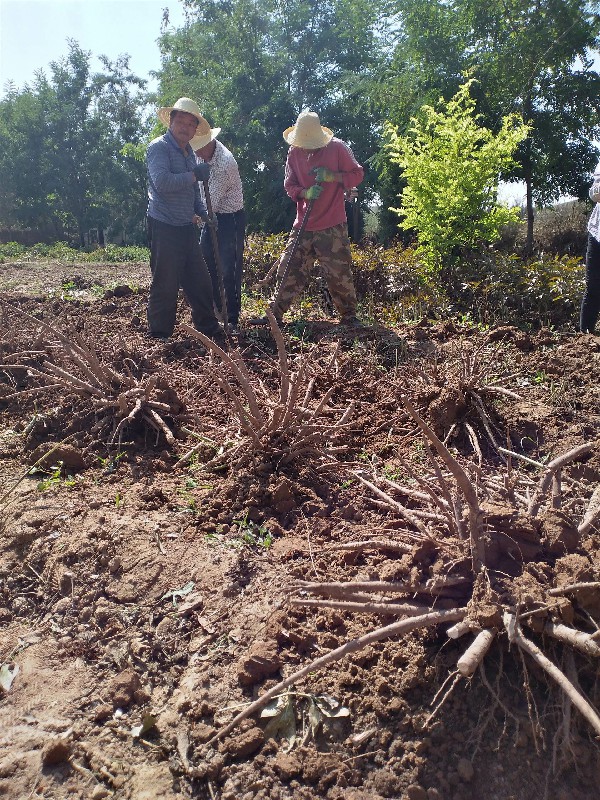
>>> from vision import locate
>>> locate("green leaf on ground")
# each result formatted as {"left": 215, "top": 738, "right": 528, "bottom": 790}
{"left": 160, "top": 581, "right": 195, "bottom": 607}
{"left": 0, "top": 664, "right": 18, "bottom": 693}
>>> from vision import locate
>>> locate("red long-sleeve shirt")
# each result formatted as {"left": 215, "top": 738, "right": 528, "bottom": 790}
{"left": 284, "top": 138, "right": 364, "bottom": 231}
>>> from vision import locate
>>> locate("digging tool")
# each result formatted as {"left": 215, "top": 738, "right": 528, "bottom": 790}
{"left": 201, "top": 179, "right": 230, "bottom": 337}
{"left": 251, "top": 258, "right": 279, "bottom": 291}
{"left": 248, "top": 180, "right": 322, "bottom": 327}
{"left": 252, "top": 178, "right": 323, "bottom": 296}
{"left": 270, "top": 194, "right": 315, "bottom": 306}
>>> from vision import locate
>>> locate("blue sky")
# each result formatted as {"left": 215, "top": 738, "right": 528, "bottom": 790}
{"left": 0, "top": 0, "right": 187, "bottom": 97}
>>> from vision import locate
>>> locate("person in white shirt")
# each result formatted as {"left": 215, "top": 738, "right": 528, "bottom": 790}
{"left": 191, "top": 123, "right": 245, "bottom": 332}
{"left": 582, "top": 162, "right": 600, "bottom": 334}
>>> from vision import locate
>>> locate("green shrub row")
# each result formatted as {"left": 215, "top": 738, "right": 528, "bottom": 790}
{"left": 0, "top": 241, "right": 149, "bottom": 263}
{"left": 0, "top": 235, "right": 585, "bottom": 330}
{"left": 243, "top": 234, "right": 584, "bottom": 329}
{"left": 444, "top": 250, "right": 583, "bottom": 328}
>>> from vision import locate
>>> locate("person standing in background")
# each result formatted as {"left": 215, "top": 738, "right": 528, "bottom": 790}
{"left": 146, "top": 97, "right": 222, "bottom": 341}
{"left": 581, "top": 162, "right": 600, "bottom": 334}
{"left": 192, "top": 121, "right": 245, "bottom": 334}
{"left": 253, "top": 110, "right": 363, "bottom": 327}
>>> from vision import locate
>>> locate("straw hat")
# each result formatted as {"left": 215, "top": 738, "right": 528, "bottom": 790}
{"left": 283, "top": 110, "right": 333, "bottom": 149}
{"left": 190, "top": 118, "right": 222, "bottom": 151}
{"left": 157, "top": 97, "right": 204, "bottom": 127}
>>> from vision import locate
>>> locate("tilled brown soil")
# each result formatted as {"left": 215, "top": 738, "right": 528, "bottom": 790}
{"left": 1, "top": 260, "right": 600, "bottom": 800}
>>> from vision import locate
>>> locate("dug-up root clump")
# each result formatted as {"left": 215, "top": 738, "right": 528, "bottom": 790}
{"left": 0, "top": 301, "right": 183, "bottom": 449}
{"left": 178, "top": 311, "right": 354, "bottom": 473}
{"left": 209, "top": 394, "right": 600, "bottom": 749}
{"left": 409, "top": 337, "right": 525, "bottom": 464}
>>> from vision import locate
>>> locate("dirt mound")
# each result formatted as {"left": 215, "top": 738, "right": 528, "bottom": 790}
{"left": 1, "top": 270, "right": 600, "bottom": 800}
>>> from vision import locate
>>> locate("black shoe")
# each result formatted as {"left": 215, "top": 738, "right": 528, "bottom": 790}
{"left": 197, "top": 324, "right": 224, "bottom": 337}
{"left": 209, "top": 329, "right": 227, "bottom": 344}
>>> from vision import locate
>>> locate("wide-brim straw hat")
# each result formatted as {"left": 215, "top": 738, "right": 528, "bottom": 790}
{"left": 157, "top": 97, "right": 204, "bottom": 127}
{"left": 283, "top": 110, "right": 333, "bottom": 149}
{"left": 190, "top": 119, "right": 222, "bottom": 151}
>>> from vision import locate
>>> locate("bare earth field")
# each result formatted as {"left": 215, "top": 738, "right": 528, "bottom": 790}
{"left": 1, "top": 259, "right": 600, "bottom": 800}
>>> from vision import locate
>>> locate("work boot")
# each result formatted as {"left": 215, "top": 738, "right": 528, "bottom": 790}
{"left": 197, "top": 324, "right": 224, "bottom": 337}
{"left": 340, "top": 315, "right": 363, "bottom": 328}
{"left": 194, "top": 325, "right": 226, "bottom": 346}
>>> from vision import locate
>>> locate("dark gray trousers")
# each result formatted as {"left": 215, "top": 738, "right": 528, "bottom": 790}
{"left": 147, "top": 216, "right": 220, "bottom": 337}
{"left": 580, "top": 233, "right": 600, "bottom": 333}
{"left": 200, "top": 209, "right": 246, "bottom": 325}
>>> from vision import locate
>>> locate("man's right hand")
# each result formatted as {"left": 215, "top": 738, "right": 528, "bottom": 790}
{"left": 304, "top": 184, "right": 323, "bottom": 200}
{"left": 193, "top": 163, "right": 211, "bottom": 181}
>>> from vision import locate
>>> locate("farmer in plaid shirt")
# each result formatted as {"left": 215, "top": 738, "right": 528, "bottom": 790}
{"left": 581, "top": 162, "right": 600, "bottom": 334}
{"left": 192, "top": 122, "right": 245, "bottom": 334}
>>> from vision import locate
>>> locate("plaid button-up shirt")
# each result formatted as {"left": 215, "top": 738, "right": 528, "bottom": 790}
{"left": 197, "top": 141, "right": 244, "bottom": 214}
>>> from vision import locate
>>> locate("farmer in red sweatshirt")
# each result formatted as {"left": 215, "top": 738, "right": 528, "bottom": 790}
{"left": 259, "top": 110, "right": 364, "bottom": 327}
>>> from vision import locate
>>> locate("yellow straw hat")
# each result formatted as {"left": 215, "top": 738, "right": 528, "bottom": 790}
{"left": 190, "top": 117, "right": 222, "bottom": 151}
{"left": 283, "top": 110, "right": 333, "bottom": 149}
{"left": 157, "top": 97, "right": 204, "bottom": 127}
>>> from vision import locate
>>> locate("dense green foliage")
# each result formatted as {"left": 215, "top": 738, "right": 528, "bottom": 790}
{"left": 385, "top": 81, "right": 529, "bottom": 271}
{"left": 452, "top": 251, "right": 583, "bottom": 328}
{"left": 0, "top": 42, "right": 148, "bottom": 245}
{"left": 379, "top": 0, "right": 600, "bottom": 248}
{"left": 243, "top": 233, "right": 583, "bottom": 328}
{"left": 0, "top": 0, "right": 599, "bottom": 261}
{"left": 0, "top": 241, "right": 149, "bottom": 263}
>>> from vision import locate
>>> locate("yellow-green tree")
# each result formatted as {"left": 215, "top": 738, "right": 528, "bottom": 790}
{"left": 379, "top": 0, "right": 600, "bottom": 252}
{"left": 385, "top": 80, "right": 529, "bottom": 273}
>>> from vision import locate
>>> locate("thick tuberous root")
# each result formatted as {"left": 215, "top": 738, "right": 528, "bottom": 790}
{"left": 210, "top": 389, "right": 600, "bottom": 747}
{"left": 0, "top": 300, "right": 183, "bottom": 449}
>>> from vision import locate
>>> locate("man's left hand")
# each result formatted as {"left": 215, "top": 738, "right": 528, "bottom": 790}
{"left": 311, "top": 167, "right": 337, "bottom": 183}
{"left": 201, "top": 213, "right": 219, "bottom": 231}
{"left": 304, "top": 185, "right": 323, "bottom": 200}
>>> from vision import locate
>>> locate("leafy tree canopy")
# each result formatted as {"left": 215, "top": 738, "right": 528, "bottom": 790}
{"left": 0, "top": 41, "right": 149, "bottom": 244}
{"left": 386, "top": 80, "right": 529, "bottom": 270}
{"left": 378, "top": 0, "right": 600, "bottom": 248}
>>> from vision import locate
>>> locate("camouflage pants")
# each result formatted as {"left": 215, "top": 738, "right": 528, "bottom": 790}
{"left": 271, "top": 223, "right": 357, "bottom": 319}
